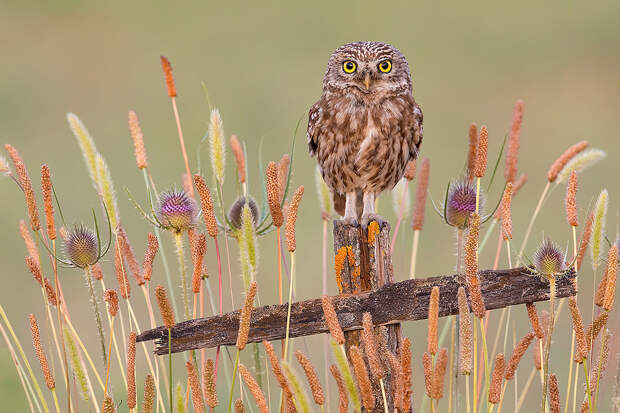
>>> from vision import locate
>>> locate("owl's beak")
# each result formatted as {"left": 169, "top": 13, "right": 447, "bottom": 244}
{"left": 363, "top": 72, "right": 371, "bottom": 90}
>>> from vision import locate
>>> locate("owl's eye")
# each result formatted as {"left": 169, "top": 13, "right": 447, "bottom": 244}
{"left": 378, "top": 60, "right": 392, "bottom": 73}
{"left": 342, "top": 60, "right": 357, "bottom": 74}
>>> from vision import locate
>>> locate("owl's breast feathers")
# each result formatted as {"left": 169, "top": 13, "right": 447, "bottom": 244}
{"left": 307, "top": 90, "right": 423, "bottom": 196}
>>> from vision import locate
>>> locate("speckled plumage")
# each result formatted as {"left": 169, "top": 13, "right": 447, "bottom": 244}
{"left": 307, "top": 41, "right": 423, "bottom": 221}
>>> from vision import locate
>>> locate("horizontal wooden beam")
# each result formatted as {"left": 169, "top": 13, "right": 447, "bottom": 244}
{"left": 137, "top": 267, "right": 576, "bottom": 355}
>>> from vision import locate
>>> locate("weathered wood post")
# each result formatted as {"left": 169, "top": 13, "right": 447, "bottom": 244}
{"left": 333, "top": 220, "right": 400, "bottom": 412}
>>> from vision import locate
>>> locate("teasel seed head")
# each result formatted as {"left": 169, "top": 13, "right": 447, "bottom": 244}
{"left": 504, "top": 100, "right": 524, "bottom": 183}
{"left": 321, "top": 295, "right": 345, "bottom": 345}
{"left": 568, "top": 297, "right": 587, "bottom": 362}
{"left": 191, "top": 232, "right": 207, "bottom": 294}
{"left": 488, "top": 353, "right": 505, "bottom": 404}
{"left": 505, "top": 331, "right": 535, "bottom": 380}
{"left": 412, "top": 157, "right": 430, "bottom": 230}
{"left": 286, "top": 186, "right": 304, "bottom": 252}
{"left": 65, "top": 226, "right": 98, "bottom": 268}
{"left": 556, "top": 148, "right": 606, "bottom": 184}
{"left": 142, "top": 232, "right": 159, "bottom": 282}
{"left": 236, "top": 281, "right": 257, "bottom": 350}
{"left": 330, "top": 364, "right": 348, "bottom": 413}
{"left": 500, "top": 182, "right": 513, "bottom": 240}
{"left": 295, "top": 350, "right": 325, "bottom": 406}
{"left": 547, "top": 140, "right": 589, "bottom": 182}
{"left": 423, "top": 351, "right": 433, "bottom": 397}
{"left": 427, "top": 286, "right": 439, "bottom": 355}
{"left": 230, "top": 135, "right": 246, "bottom": 183}
{"left": 40, "top": 165, "right": 56, "bottom": 240}
{"left": 238, "top": 364, "right": 269, "bottom": 413}
{"left": 114, "top": 239, "right": 131, "bottom": 299}
{"left": 526, "top": 303, "right": 544, "bottom": 339}
{"left": 5, "top": 144, "right": 40, "bottom": 231}
{"left": 228, "top": 197, "right": 259, "bottom": 229}
{"left": 103, "top": 395, "right": 116, "bottom": 413}
{"left": 360, "top": 312, "right": 384, "bottom": 380}
{"left": 29, "top": 314, "right": 55, "bottom": 390}
{"left": 467, "top": 123, "right": 478, "bottom": 181}
{"left": 193, "top": 174, "right": 218, "bottom": 238}
{"left": 208, "top": 109, "right": 226, "bottom": 183}
{"left": 465, "top": 213, "right": 486, "bottom": 318}
{"left": 103, "top": 289, "right": 118, "bottom": 317}
{"left": 19, "top": 220, "right": 40, "bottom": 264}
{"left": 234, "top": 399, "right": 245, "bottom": 413}
{"left": 458, "top": 287, "right": 473, "bottom": 375}
{"left": 154, "top": 285, "right": 175, "bottom": 328}
{"left": 127, "top": 331, "right": 137, "bottom": 409}
{"left": 474, "top": 126, "right": 488, "bottom": 178}
{"left": 117, "top": 224, "right": 144, "bottom": 285}
{"left": 446, "top": 178, "right": 485, "bottom": 229}
{"left": 142, "top": 374, "right": 155, "bottom": 413}
{"left": 156, "top": 189, "right": 198, "bottom": 233}
{"left": 203, "top": 359, "right": 217, "bottom": 408}
{"left": 431, "top": 347, "right": 448, "bottom": 400}
{"left": 349, "top": 346, "right": 375, "bottom": 410}
{"left": 128, "top": 110, "right": 148, "bottom": 169}
{"left": 576, "top": 211, "right": 594, "bottom": 271}
{"left": 160, "top": 56, "right": 176, "bottom": 97}
{"left": 534, "top": 238, "right": 566, "bottom": 276}
{"left": 603, "top": 244, "right": 618, "bottom": 311}
{"left": 185, "top": 361, "right": 204, "bottom": 413}
{"left": 566, "top": 171, "right": 578, "bottom": 227}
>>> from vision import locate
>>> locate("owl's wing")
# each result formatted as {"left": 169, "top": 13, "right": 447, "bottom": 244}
{"left": 307, "top": 100, "right": 322, "bottom": 156}
{"left": 408, "top": 97, "right": 424, "bottom": 159}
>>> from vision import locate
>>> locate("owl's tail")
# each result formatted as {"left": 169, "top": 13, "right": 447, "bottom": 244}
{"left": 332, "top": 191, "right": 363, "bottom": 219}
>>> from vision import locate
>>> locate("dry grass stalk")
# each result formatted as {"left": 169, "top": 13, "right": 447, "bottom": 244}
{"left": 501, "top": 182, "right": 513, "bottom": 240}
{"left": 29, "top": 314, "right": 55, "bottom": 390}
{"left": 400, "top": 337, "right": 413, "bottom": 411}
{"left": 127, "top": 332, "right": 137, "bottom": 409}
{"left": 118, "top": 224, "right": 144, "bottom": 286}
{"left": 349, "top": 346, "right": 375, "bottom": 410}
{"left": 361, "top": 312, "right": 384, "bottom": 380}
{"left": 465, "top": 213, "right": 485, "bottom": 318}
{"left": 285, "top": 186, "right": 304, "bottom": 252}
{"left": 295, "top": 350, "right": 325, "bottom": 406}
{"left": 236, "top": 281, "right": 257, "bottom": 350}
{"left": 103, "top": 289, "right": 119, "bottom": 317}
{"left": 488, "top": 353, "right": 505, "bottom": 404}
{"left": 114, "top": 240, "right": 131, "bottom": 299}
{"left": 266, "top": 162, "right": 284, "bottom": 227}
{"left": 590, "top": 329, "right": 611, "bottom": 387}
{"left": 467, "top": 122, "right": 478, "bottom": 181}
{"left": 143, "top": 374, "right": 155, "bottom": 413}
{"left": 44, "top": 279, "right": 57, "bottom": 307}
{"left": 238, "top": 363, "right": 269, "bottom": 413}
{"left": 427, "top": 286, "right": 439, "bottom": 355}
{"left": 526, "top": 303, "right": 544, "bottom": 339}
{"left": 5, "top": 144, "right": 40, "bottom": 231}
{"left": 412, "top": 157, "right": 430, "bottom": 230}
{"left": 458, "top": 287, "right": 473, "bottom": 375}
{"left": 103, "top": 395, "right": 116, "bottom": 413}
{"left": 585, "top": 312, "right": 608, "bottom": 352}
{"left": 186, "top": 361, "right": 204, "bottom": 413}
{"left": 40, "top": 165, "right": 56, "bottom": 240}
{"left": 549, "top": 373, "right": 560, "bottom": 413}
{"left": 576, "top": 211, "right": 594, "bottom": 270}
{"left": 278, "top": 154, "right": 290, "bottom": 202}
{"left": 603, "top": 245, "right": 618, "bottom": 311}
{"left": 568, "top": 297, "right": 587, "bottom": 362}
{"left": 504, "top": 100, "right": 523, "bottom": 183}
{"left": 128, "top": 110, "right": 148, "bottom": 169}
{"left": 25, "top": 256, "right": 43, "bottom": 286}
{"left": 431, "top": 347, "right": 448, "bottom": 400}
{"left": 263, "top": 340, "right": 294, "bottom": 400}
{"left": 330, "top": 364, "right": 348, "bottom": 413}
{"left": 193, "top": 174, "right": 218, "bottom": 238}
{"left": 19, "top": 220, "right": 40, "bottom": 264}
{"left": 191, "top": 232, "right": 207, "bottom": 294}
{"left": 505, "top": 331, "right": 535, "bottom": 380}
{"left": 230, "top": 135, "right": 246, "bottom": 183}
{"left": 155, "top": 285, "right": 175, "bottom": 328}
{"left": 423, "top": 351, "right": 433, "bottom": 397}
{"left": 160, "top": 56, "right": 177, "bottom": 97}
{"left": 321, "top": 295, "right": 345, "bottom": 345}
{"left": 566, "top": 171, "right": 578, "bottom": 227}
{"left": 234, "top": 399, "right": 245, "bottom": 413}
{"left": 547, "top": 140, "right": 588, "bottom": 182}
{"left": 404, "top": 159, "right": 416, "bottom": 181}
{"left": 474, "top": 126, "right": 488, "bottom": 178}
{"left": 203, "top": 359, "right": 217, "bottom": 408}
{"left": 142, "top": 232, "right": 159, "bottom": 282}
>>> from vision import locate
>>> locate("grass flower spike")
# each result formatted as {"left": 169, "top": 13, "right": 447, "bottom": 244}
{"left": 208, "top": 109, "right": 226, "bottom": 183}
{"left": 566, "top": 171, "right": 578, "bottom": 227}
{"left": 5, "top": 144, "right": 40, "bottom": 231}
{"left": 555, "top": 148, "right": 606, "bottom": 184}
{"left": 230, "top": 135, "right": 246, "bottom": 183}
{"left": 155, "top": 285, "right": 175, "bottom": 328}
{"left": 29, "top": 314, "right": 55, "bottom": 390}
{"left": 67, "top": 113, "right": 99, "bottom": 185}
{"left": 474, "top": 125, "right": 488, "bottom": 178}
{"left": 547, "top": 140, "right": 588, "bottom": 182}
{"left": 590, "top": 189, "right": 608, "bottom": 270}
{"left": 160, "top": 56, "right": 176, "bottom": 97}
{"left": 236, "top": 281, "right": 257, "bottom": 350}
{"left": 467, "top": 123, "right": 478, "bottom": 181}
{"left": 504, "top": 99, "right": 523, "bottom": 183}
{"left": 41, "top": 165, "right": 56, "bottom": 240}
{"left": 193, "top": 174, "right": 218, "bottom": 238}
{"left": 128, "top": 110, "right": 148, "bottom": 169}
{"left": 412, "top": 157, "right": 430, "bottom": 230}
{"left": 95, "top": 153, "right": 119, "bottom": 230}
{"left": 267, "top": 162, "right": 284, "bottom": 227}
{"left": 286, "top": 186, "right": 304, "bottom": 252}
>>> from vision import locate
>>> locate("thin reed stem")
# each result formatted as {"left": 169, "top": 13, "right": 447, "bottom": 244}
{"left": 84, "top": 267, "right": 107, "bottom": 366}
{"left": 409, "top": 229, "right": 420, "bottom": 279}
{"left": 170, "top": 96, "right": 193, "bottom": 197}
{"left": 517, "top": 182, "right": 550, "bottom": 265}
{"left": 582, "top": 361, "right": 593, "bottom": 413}
{"left": 174, "top": 232, "right": 191, "bottom": 321}
{"left": 102, "top": 316, "right": 115, "bottom": 412}
{"left": 228, "top": 349, "right": 241, "bottom": 413}
{"left": 391, "top": 179, "right": 409, "bottom": 253}
{"left": 284, "top": 251, "right": 296, "bottom": 360}
{"left": 541, "top": 277, "right": 556, "bottom": 413}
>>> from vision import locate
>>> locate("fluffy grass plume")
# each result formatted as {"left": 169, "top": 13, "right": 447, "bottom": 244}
{"left": 208, "top": 108, "right": 226, "bottom": 183}
{"left": 64, "top": 327, "right": 89, "bottom": 401}
{"left": 547, "top": 140, "right": 588, "bottom": 182}
{"left": 67, "top": 112, "right": 99, "bottom": 185}
{"left": 504, "top": 99, "right": 523, "bottom": 183}
{"left": 283, "top": 361, "right": 313, "bottom": 413}
{"left": 555, "top": 148, "right": 606, "bottom": 184}
{"left": 590, "top": 189, "right": 608, "bottom": 270}
{"left": 95, "top": 153, "right": 119, "bottom": 231}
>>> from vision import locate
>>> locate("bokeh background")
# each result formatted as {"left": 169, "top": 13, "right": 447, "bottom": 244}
{"left": 1, "top": 1, "right": 619, "bottom": 410}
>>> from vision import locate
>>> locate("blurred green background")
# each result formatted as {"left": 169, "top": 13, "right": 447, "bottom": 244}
{"left": 1, "top": 1, "right": 619, "bottom": 411}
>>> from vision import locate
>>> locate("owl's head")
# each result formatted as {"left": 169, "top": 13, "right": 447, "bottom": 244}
{"left": 323, "top": 41, "right": 412, "bottom": 94}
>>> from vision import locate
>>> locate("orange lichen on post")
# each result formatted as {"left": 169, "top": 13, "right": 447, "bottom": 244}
{"left": 547, "top": 140, "right": 589, "bottom": 182}
{"left": 367, "top": 221, "right": 380, "bottom": 244}
{"left": 160, "top": 56, "right": 177, "bottom": 97}
{"left": 412, "top": 157, "right": 430, "bottom": 230}
{"left": 504, "top": 99, "right": 524, "bottom": 183}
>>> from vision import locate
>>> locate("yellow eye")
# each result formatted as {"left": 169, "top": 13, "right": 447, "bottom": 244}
{"left": 343, "top": 60, "right": 357, "bottom": 73}
{"left": 378, "top": 60, "right": 392, "bottom": 73}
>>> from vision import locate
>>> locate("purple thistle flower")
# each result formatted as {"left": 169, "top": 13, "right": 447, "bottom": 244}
{"left": 156, "top": 189, "right": 198, "bottom": 233}
{"left": 65, "top": 226, "right": 99, "bottom": 268}
{"left": 534, "top": 239, "right": 565, "bottom": 276}
{"left": 446, "top": 178, "right": 485, "bottom": 229}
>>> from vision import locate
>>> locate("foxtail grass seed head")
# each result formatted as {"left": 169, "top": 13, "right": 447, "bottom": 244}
{"left": 95, "top": 153, "right": 119, "bottom": 230}
{"left": 314, "top": 165, "right": 333, "bottom": 220}
{"left": 263, "top": 340, "right": 294, "bottom": 400}
{"left": 29, "top": 314, "right": 55, "bottom": 390}
{"left": 208, "top": 108, "right": 226, "bottom": 183}
{"left": 585, "top": 312, "right": 608, "bottom": 352}
{"left": 350, "top": 346, "right": 375, "bottom": 410}
{"left": 157, "top": 189, "right": 198, "bottom": 233}
{"left": 591, "top": 189, "right": 608, "bottom": 270}
{"left": 175, "top": 382, "right": 185, "bottom": 413}
{"left": 423, "top": 351, "right": 433, "bottom": 397}
{"left": 400, "top": 337, "right": 413, "bottom": 411}
{"left": 467, "top": 123, "right": 478, "bottom": 181}
{"left": 465, "top": 213, "right": 486, "bottom": 318}
{"left": 534, "top": 238, "right": 565, "bottom": 276}
{"left": 446, "top": 178, "right": 484, "bottom": 228}
{"left": 155, "top": 285, "right": 175, "bottom": 328}
{"left": 267, "top": 161, "right": 284, "bottom": 227}
{"left": 238, "top": 364, "right": 269, "bottom": 413}
{"left": 19, "top": 220, "right": 40, "bottom": 264}
{"left": 547, "top": 140, "right": 589, "bottom": 182}
{"left": 103, "top": 289, "right": 119, "bottom": 317}
{"left": 228, "top": 197, "right": 259, "bottom": 229}
{"left": 577, "top": 211, "right": 593, "bottom": 271}
{"left": 505, "top": 332, "right": 535, "bottom": 380}
{"left": 127, "top": 332, "right": 137, "bottom": 409}
{"left": 114, "top": 240, "right": 131, "bottom": 299}
{"left": 428, "top": 286, "right": 439, "bottom": 355}
{"left": 431, "top": 347, "right": 448, "bottom": 400}
{"left": 143, "top": 374, "right": 155, "bottom": 413}
{"left": 330, "top": 364, "right": 348, "bottom": 413}
{"left": 117, "top": 224, "right": 144, "bottom": 285}
{"left": 44, "top": 278, "right": 58, "bottom": 306}
{"left": 203, "top": 359, "right": 217, "bottom": 408}
{"left": 91, "top": 262, "right": 103, "bottom": 280}
{"left": 282, "top": 361, "right": 312, "bottom": 413}
{"left": 5, "top": 144, "right": 40, "bottom": 231}
{"left": 361, "top": 312, "right": 384, "bottom": 379}
{"left": 321, "top": 295, "right": 345, "bottom": 345}
{"left": 549, "top": 373, "right": 560, "bottom": 413}
{"left": 458, "top": 287, "right": 473, "bottom": 375}
{"left": 526, "top": 303, "right": 544, "bottom": 339}
{"left": 193, "top": 174, "right": 218, "bottom": 238}
{"left": 533, "top": 338, "right": 542, "bottom": 370}
{"left": 412, "top": 157, "right": 430, "bottom": 230}
{"left": 25, "top": 256, "right": 43, "bottom": 286}
{"left": 191, "top": 232, "right": 207, "bottom": 293}
{"left": 555, "top": 148, "right": 607, "bottom": 184}
{"left": 566, "top": 171, "right": 578, "bottom": 227}
{"left": 594, "top": 268, "right": 608, "bottom": 308}
{"left": 568, "top": 297, "right": 587, "bottom": 362}
{"left": 504, "top": 100, "right": 523, "bottom": 183}
{"left": 160, "top": 56, "right": 176, "bottom": 97}
{"left": 236, "top": 281, "right": 257, "bottom": 350}
{"left": 295, "top": 350, "right": 325, "bottom": 406}
{"left": 103, "top": 395, "right": 116, "bottom": 413}
{"left": 40, "top": 165, "right": 56, "bottom": 240}
{"left": 278, "top": 154, "right": 290, "bottom": 202}
{"left": 286, "top": 186, "right": 304, "bottom": 252}
{"left": 128, "top": 110, "right": 148, "bottom": 169}
{"left": 474, "top": 126, "right": 488, "bottom": 178}
{"left": 230, "top": 135, "right": 246, "bottom": 183}
{"left": 501, "top": 182, "right": 513, "bottom": 240}
{"left": 67, "top": 112, "right": 99, "bottom": 182}
{"left": 185, "top": 361, "right": 204, "bottom": 413}
{"left": 603, "top": 244, "right": 618, "bottom": 311}
{"left": 65, "top": 226, "right": 98, "bottom": 268}
{"left": 64, "top": 327, "right": 88, "bottom": 401}
{"left": 488, "top": 353, "right": 505, "bottom": 404}
{"left": 234, "top": 399, "right": 245, "bottom": 413}
{"left": 404, "top": 158, "right": 417, "bottom": 181}
{"left": 142, "top": 232, "right": 158, "bottom": 282}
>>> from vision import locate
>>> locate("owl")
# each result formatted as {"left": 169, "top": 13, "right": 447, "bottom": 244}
{"left": 307, "top": 41, "right": 423, "bottom": 226}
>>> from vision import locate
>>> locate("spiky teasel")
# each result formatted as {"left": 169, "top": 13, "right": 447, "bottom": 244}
{"left": 321, "top": 295, "right": 345, "bottom": 345}
{"left": 504, "top": 99, "right": 524, "bottom": 183}
{"left": 208, "top": 109, "right": 226, "bottom": 184}
{"left": 565, "top": 171, "right": 578, "bottom": 227}
{"left": 555, "top": 148, "right": 607, "bottom": 184}
{"left": 431, "top": 347, "right": 448, "bottom": 400}
{"left": 142, "top": 232, "right": 159, "bottom": 282}
{"left": 142, "top": 374, "right": 155, "bottom": 413}
{"left": 534, "top": 239, "right": 566, "bottom": 277}
{"left": 40, "top": 165, "right": 56, "bottom": 240}
{"left": 185, "top": 361, "right": 204, "bottom": 413}
{"left": 444, "top": 178, "right": 485, "bottom": 229}
{"left": 314, "top": 165, "right": 332, "bottom": 220}
{"left": 465, "top": 213, "right": 485, "bottom": 318}
{"left": 590, "top": 189, "right": 608, "bottom": 270}
{"left": 500, "top": 182, "right": 513, "bottom": 240}
{"left": 127, "top": 332, "right": 137, "bottom": 409}
{"left": 467, "top": 123, "right": 478, "bottom": 181}
{"left": 236, "top": 281, "right": 256, "bottom": 351}
{"left": 190, "top": 232, "right": 207, "bottom": 294}
{"left": 29, "top": 314, "right": 55, "bottom": 390}
{"left": 95, "top": 153, "right": 119, "bottom": 231}
{"left": 4, "top": 144, "right": 40, "bottom": 231}
{"left": 229, "top": 135, "right": 246, "bottom": 184}
{"left": 238, "top": 364, "right": 269, "bottom": 413}
{"left": 568, "top": 297, "right": 587, "bottom": 363}
{"left": 203, "top": 359, "right": 217, "bottom": 408}
{"left": 602, "top": 244, "right": 618, "bottom": 311}
{"left": 156, "top": 189, "right": 198, "bottom": 233}
{"left": 330, "top": 364, "right": 349, "bottom": 413}
{"left": 350, "top": 345, "right": 375, "bottom": 410}
{"left": 228, "top": 197, "right": 259, "bottom": 230}
{"left": 457, "top": 287, "right": 473, "bottom": 375}
{"left": 505, "top": 331, "right": 535, "bottom": 380}
{"left": 547, "top": 140, "right": 589, "bottom": 183}
{"left": 128, "top": 110, "right": 148, "bottom": 169}
{"left": 526, "top": 303, "right": 544, "bottom": 339}
{"left": 488, "top": 353, "right": 505, "bottom": 404}
{"left": 193, "top": 174, "right": 218, "bottom": 238}
{"left": 295, "top": 350, "right": 325, "bottom": 407}
{"left": 64, "top": 226, "right": 99, "bottom": 268}
{"left": 428, "top": 286, "right": 439, "bottom": 355}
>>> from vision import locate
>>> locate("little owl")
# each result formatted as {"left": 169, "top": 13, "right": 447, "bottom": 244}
{"left": 307, "top": 41, "right": 423, "bottom": 226}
